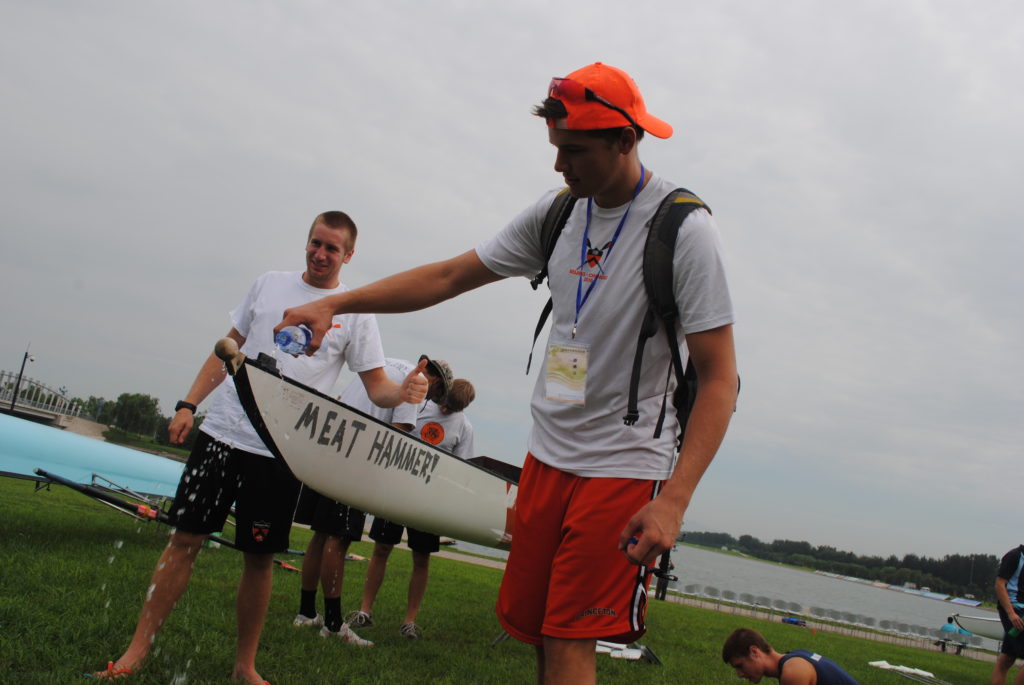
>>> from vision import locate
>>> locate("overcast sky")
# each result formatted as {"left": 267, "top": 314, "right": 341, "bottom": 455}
{"left": 2, "top": 1, "right": 1021, "bottom": 560}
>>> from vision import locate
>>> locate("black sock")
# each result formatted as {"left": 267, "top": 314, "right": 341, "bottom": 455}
{"left": 299, "top": 589, "right": 317, "bottom": 618}
{"left": 324, "top": 596, "right": 342, "bottom": 632}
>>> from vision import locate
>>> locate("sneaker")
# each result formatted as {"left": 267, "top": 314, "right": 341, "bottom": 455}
{"left": 399, "top": 622, "right": 422, "bottom": 639}
{"left": 293, "top": 612, "right": 324, "bottom": 628}
{"left": 320, "top": 623, "right": 373, "bottom": 647}
{"left": 345, "top": 610, "right": 374, "bottom": 628}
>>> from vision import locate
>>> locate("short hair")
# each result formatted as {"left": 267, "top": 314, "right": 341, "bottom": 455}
{"left": 721, "top": 628, "right": 772, "bottom": 663}
{"left": 308, "top": 211, "right": 358, "bottom": 243}
{"left": 443, "top": 379, "right": 476, "bottom": 413}
{"left": 532, "top": 97, "right": 645, "bottom": 143}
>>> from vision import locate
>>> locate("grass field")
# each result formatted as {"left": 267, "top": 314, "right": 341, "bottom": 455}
{"left": 0, "top": 476, "right": 998, "bottom": 684}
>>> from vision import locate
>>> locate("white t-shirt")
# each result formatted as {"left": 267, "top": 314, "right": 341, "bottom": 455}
{"left": 416, "top": 400, "right": 475, "bottom": 459}
{"left": 338, "top": 357, "right": 419, "bottom": 429}
{"left": 475, "top": 174, "right": 733, "bottom": 479}
{"left": 201, "top": 271, "right": 386, "bottom": 457}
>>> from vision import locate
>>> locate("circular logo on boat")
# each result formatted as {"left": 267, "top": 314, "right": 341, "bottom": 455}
{"left": 420, "top": 421, "right": 445, "bottom": 445}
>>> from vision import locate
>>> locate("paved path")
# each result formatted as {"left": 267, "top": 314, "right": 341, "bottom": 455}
{"left": 435, "top": 547, "right": 506, "bottom": 570}
{"left": 63, "top": 416, "right": 108, "bottom": 440}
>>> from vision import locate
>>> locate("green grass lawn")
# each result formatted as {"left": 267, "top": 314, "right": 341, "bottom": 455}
{"left": 0, "top": 477, "right": 997, "bottom": 684}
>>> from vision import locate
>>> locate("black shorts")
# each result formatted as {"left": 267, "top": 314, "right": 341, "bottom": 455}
{"left": 168, "top": 432, "right": 301, "bottom": 554}
{"left": 999, "top": 606, "right": 1024, "bottom": 659}
{"left": 369, "top": 516, "right": 439, "bottom": 555}
{"left": 293, "top": 485, "right": 366, "bottom": 541}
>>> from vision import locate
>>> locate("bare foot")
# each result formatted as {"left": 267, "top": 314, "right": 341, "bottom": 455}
{"left": 230, "top": 666, "right": 269, "bottom": 684}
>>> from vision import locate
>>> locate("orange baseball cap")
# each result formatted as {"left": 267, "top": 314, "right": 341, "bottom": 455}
{"left": 546, "top": 62, "right": 673, "bottom": 139}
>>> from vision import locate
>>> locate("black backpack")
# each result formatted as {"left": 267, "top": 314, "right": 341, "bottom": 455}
{"left": 527, "top": 187, "right": 715, "bottom": 444}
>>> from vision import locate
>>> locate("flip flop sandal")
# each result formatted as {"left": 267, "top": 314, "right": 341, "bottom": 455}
{"left": 84, "top": 661, "right": 132, "bottom": 679}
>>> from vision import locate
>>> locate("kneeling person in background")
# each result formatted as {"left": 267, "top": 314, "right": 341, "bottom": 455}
{"left": 722, "top": 627, "right": 860, "bottom": 684}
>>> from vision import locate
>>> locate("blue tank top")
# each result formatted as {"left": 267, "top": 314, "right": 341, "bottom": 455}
{"left": 778, "top": 650, "right": 860, "bottom": 685}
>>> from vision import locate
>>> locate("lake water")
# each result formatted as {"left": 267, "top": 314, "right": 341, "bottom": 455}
{"left": 452, "top": 540, "right": 1002, "bottom": 650}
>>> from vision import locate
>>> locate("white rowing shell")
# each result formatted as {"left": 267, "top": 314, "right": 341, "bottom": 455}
{"left": 231, "top": 354, "right": 516, "bottom": 549}
{"left": 953, "top": 613, "right": 1005, "bottom": 640}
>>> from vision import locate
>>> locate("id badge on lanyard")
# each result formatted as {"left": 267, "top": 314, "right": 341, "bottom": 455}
{"left": 544, "top": 342, "right": 589, "bottom": 405}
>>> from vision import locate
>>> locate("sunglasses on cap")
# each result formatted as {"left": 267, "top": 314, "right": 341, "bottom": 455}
{"left": 548, "top": 77, "right": 639, "bottom": 129}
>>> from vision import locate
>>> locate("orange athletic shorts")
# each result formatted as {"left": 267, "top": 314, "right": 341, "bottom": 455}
{"left": 496, "top": 453, "right": 659, "bottom": 645}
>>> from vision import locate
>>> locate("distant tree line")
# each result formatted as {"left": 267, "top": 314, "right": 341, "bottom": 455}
{"left": 77, "top": 393, "right": 205, "bottom": 451}
{"left": 684, "top": 531, "right": 999, "bottom": 603}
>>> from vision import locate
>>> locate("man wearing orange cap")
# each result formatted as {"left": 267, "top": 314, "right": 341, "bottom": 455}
{"left": 275, "top": 63, "right": 737, "bottom": 683}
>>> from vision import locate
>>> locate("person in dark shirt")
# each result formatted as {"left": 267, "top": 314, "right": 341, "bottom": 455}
{"left": 722, "top": 628, "right": 860, "bottom": 684}
{"left": 991, "top": 544, "right": 1024, "bottom": 685}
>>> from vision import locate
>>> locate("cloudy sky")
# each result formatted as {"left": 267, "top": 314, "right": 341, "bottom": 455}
{"left": 2, "top": 1, "right": 1021, "bottom": 559}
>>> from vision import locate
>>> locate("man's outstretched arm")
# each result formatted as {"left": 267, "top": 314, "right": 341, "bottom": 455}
{"left": 276, "top": 250, "right": 504, "bottom": 354}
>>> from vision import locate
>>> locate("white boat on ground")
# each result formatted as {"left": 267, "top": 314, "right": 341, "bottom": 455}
{"left": 953, "top": 613, "right": 1004, "bottom": 641}
{"left": 218, "top": 340, "right": 518, "bottom": 549}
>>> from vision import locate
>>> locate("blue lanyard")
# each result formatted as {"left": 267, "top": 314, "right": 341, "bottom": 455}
{"left": 572, "top": 165, "right": 645, "bottom": 338}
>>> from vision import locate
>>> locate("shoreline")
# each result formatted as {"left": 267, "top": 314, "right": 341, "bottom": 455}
{"left": 430, "top": 544, "right": 997, "bottom": 664}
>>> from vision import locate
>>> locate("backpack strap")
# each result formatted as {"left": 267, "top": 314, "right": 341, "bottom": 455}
{"left": 623, "top": 189, "right": 709, "bottom": 436}
{"left": 530, "top": 189, "right": 578, "bottom": 291}
{"left": 526, "top": 189, "right": 578, "bottom": 373}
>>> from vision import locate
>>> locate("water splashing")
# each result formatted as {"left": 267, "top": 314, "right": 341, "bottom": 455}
{"left": 170, "top": 659, "right": 193, "bottom": 685}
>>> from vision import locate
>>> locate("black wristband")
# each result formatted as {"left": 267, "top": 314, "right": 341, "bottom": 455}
{"left": 175, "top": 400, "right": 197, "bottom": 414}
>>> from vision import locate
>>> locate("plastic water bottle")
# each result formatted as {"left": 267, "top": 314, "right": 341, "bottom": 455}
{"left": 275, "top": 325, "right": 311, "bottom": 355}
{"left": 1010, "top": 626, "right": 1022, "bottom": 637}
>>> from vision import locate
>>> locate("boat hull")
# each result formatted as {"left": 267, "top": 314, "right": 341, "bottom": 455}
{"left": 953, "top": 613, "right": 1004, "bottom": 640}
{"left": 0, "top": 413, "right": 183, "bottom": 497}
{"left": 231, "top": 354, "right": 517, "bottom": 549}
